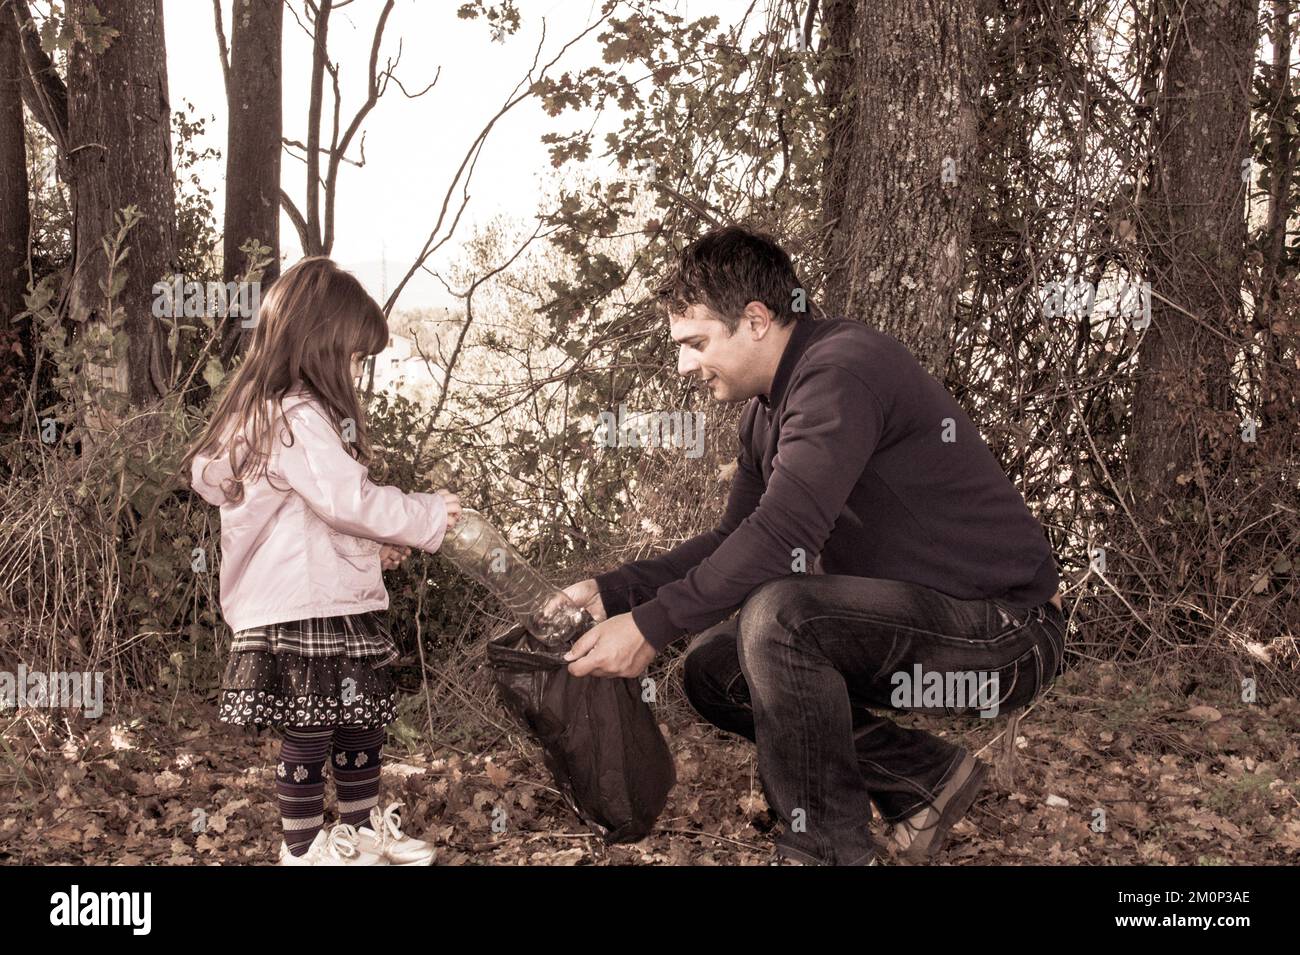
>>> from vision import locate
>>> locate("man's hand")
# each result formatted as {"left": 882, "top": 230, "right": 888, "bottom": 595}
{"left": 379, "top": 544, "right": 411, "bottom": 571}
{"left": 548, "top": 577, "right": 607, "bottom": 622}
{"left": 564, "top": 612, "right": 655, "bottom": 678}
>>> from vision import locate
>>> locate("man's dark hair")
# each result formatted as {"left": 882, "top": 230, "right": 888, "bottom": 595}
{"left": 654, "top": 225, "right": 808, "bottom": 333}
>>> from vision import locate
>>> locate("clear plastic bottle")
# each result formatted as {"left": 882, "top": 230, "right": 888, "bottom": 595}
{"left": 439, "top": 508, "right": 588, "bottom": 644}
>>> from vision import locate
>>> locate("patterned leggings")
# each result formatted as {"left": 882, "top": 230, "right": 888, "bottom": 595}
{"left": 277, "top": 725, "right": 386, "bottom": 856}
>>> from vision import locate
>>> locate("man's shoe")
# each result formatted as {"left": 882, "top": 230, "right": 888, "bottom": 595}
{"left": 767, "top": 851, "right": 878, "bottom": 866}
{"left": 354, "top": 802, "right": 435, "bottom": 865}
{"left": 892, "top": 751, "right": 987, "bottom": 862}
{"left": 277, "top": 824, "right": 390, "bottom": 866}
{"left": 768, "top": 840, "right": 881, "bottom": 866}
{"left": 768, "top": 852, "right": 809, "bottom": 866}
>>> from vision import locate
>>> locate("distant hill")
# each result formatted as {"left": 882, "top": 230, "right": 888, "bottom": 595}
{"left": 340, "top": 258, "right": 460, "bottom": 313}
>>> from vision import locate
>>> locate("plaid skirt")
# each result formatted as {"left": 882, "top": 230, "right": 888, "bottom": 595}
{"left": 217, "top": 611, "right": 399, "bottom": 729}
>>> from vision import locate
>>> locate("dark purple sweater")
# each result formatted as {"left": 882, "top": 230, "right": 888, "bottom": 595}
{"left": 596, "top": 318, "right": 1060, "bottom": 652}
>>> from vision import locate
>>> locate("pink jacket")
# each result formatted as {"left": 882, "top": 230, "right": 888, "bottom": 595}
{"left": 190, "top": 390, "right": 448, "bottom": 633}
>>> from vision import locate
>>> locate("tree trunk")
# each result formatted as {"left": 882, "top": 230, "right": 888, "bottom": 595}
{"left": 221, "top": 0, "right": 282, "bottom": 363}
{"left": 1129, "top": 0, "right": 1257, "bottom": 505}
{"left": 1260, "top": 0, "right": 1294, "bottom": 313}
{"left": 67, "top": 0, "right": 177, "bottom": 409}
{"left": 9, "top": 0, "right": 68, "bottom": 159}
{"left": 0, "top": 0, "right": 29, "bottom": 327}
{"left": 1257, "top": 0, "right": 1294, "bottom": 434}
{"left": 303, "top": 0, "right": 330, "bottom": 256}
{"left": 820, "top": 0, "right": 983, "bottom": 375}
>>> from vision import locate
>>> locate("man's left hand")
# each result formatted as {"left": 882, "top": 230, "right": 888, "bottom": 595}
{"left": 565, "top": 612, "right": 656, "bottom": 678}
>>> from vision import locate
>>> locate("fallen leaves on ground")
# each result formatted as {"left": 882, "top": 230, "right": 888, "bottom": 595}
{"left": 1, "top": 662, "right": 1296, "bottom": 865}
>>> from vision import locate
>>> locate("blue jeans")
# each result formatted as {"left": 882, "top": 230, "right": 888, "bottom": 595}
{"left": 680, "top": 575, "right": 1068, "bottom": 865}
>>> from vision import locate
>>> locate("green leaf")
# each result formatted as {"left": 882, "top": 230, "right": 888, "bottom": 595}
{"left": 202, "top": 358, "right": 225, "bottom": 391}
{"left": 38, "top": 15, "right": 59, "bottom": 54}
{"left": 106, "top": 269, "right": 127, "bottom": 301}
{"left": 79, "top": 4, "right": 121, "bottom": 54}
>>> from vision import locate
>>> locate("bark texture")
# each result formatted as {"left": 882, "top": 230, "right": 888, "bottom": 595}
{"left": 221, "top": 0, "right": 282, "bottom": 362}
{"left": 67, "top": 0, "right": 177, "bottom": 405}
{"left": 821, "top": 0, "right": 983, "bottom": 375}
{"left": 0, "top": 0, "right": 29, "bottom": 326}
{"left": 1129, "top": 0, "right": 1257, "bottom": 500}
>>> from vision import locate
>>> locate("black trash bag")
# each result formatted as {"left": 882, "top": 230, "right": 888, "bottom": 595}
{"left": 487, "top": 623, "right": 676, "bottom": 844}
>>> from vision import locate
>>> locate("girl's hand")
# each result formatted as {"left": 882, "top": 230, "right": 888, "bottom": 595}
{"left": 379, "top": 544, "right": 411, "bottom": 570}
{"left": 436, "top": 488, "right": 462, "bottom": 529}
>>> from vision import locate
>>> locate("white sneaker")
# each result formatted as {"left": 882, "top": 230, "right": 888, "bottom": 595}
{"left": 277, "top": 823, "right": 390, "bottom": 866}
{"left": 354, "top": 802, "right": 435, "bottom": 866}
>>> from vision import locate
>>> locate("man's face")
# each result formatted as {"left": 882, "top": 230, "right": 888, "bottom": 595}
{"left": 670, "top": 303, "right": 761, "bottom": 403}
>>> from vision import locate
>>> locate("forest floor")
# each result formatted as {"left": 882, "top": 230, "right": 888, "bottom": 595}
{"left": 2, "top": 658, "right": 1297, "bottom": 866}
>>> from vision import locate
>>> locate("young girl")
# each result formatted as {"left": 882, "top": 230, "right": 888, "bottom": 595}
{"left": 184, "top": 257, "right": 460, "bottom": 865}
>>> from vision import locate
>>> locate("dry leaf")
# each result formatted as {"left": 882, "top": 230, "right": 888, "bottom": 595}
{"left": 1180, "top": 705, "right": 1222, "bottom": 723}
{"left": 485, "top": 761, "right": 510, "bottom": 787}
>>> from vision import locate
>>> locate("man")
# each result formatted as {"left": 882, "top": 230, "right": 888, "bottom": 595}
{"left": 560, "top": 226, "right": 1068, "bottom": 866}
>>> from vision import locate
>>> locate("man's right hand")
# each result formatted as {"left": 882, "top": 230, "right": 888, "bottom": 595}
{"left": 551, "top": 577, "right": 607, "bottom": 622}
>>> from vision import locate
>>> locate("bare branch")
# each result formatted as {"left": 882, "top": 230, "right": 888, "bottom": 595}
{"left": 304, "top": 0, "right": 332, "bottom": 253}
{"left": 280, "top": 188, "right": 310, "bottom": 251}
{"left": 212, "top": 0, "right": 230, "bottom": 102}
{"left": 418, "top": 218, "right": 549, "bottom": 446}
{"left": 10, "top": 0, "right": 67, "bottom": 153}
{"left": 801, "top": 0, "right": 817, "bottom": 50}
{"left": 390, "top": 63, "right": 440, "bottom": 99}
{"left": 385, "top": 9, "right": 613, "bottom": 314}
{"left": 324, "top": 0, "right": 394, "bottom": 253}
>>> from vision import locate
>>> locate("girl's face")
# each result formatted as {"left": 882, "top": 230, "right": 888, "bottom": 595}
{"left": 350, "top": 352, "right": 366, "bottom": 380}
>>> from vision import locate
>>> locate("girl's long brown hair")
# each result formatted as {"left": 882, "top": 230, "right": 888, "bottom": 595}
{"left": 183, "top": 257, "right": 389, "bottom": 504}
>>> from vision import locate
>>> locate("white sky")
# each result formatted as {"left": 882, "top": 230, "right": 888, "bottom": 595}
{"left": 164, "top": 0, "right": 722, "bottom": 309}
